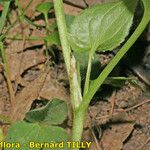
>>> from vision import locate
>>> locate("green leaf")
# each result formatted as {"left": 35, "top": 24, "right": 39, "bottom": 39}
{"left": 44, "top": 32, "right": 60, "bottom": 46}
{"left": 5, "top": 121, "right": 68, "bottom": 150}
{"left": 69, "top": 0, "right": 137, "bottom": 52}
{"left": 25, "top": 99, "right": 68, "bottom": 125}
{"left": 65, "top": 15, "right": 75, "bottom": 29}
{"left": 36, "top": 2, "right": 53, "bottom": 15}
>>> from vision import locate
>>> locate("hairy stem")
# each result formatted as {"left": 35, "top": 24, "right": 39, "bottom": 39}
{"left": 53, "top": 1, "right": 83, "bottom": 147}
{"left": 72, "top": 108, "right": 86, "bottom": 143}
{"left": 53, "top": 0, "right": 71, "bottom": 75}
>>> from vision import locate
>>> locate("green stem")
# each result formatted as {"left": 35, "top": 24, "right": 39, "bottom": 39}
{"left": 15, "top": 0, "right": 23, "bottom": 16}
{"left": 83, "top": 51, "right": 93, "bottom": 96}
{"left": 0, "top": 42, "right": 14, "bottom": 102}
{"left": 0, "top": 1, "right": 14, "bottom": 102}
{"left": 80, "top": 12, "right": 150, "bottom": 111}
{"left": 53, "top": 0, "right": 71, "bottom": 75}
{"left": 44, "top": 13, "right": 51, "bottom": 59}
{"left": 72, "top": 108, "right": 86, "bottom": 144}
{"left": 44, "top": 14, "right": 50, "bottom": 34}
{"left": 0, "top": 1, "right": 10, "bottom": 34}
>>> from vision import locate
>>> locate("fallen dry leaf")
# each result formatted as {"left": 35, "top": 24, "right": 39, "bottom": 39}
{"left": 100, "top": 122, "right": 134, "bottom": 150}
{"left": 124, "top": 133, "right": 150, "bottom": 150}
{"left": 39, "top": 72, "right": 69, "bottom": 101}
{"left": 6, "top": 49, "right": 46, "bottom": 81}
{"left": 85, "top": 0, "right": 115, "bottom": 6}
{"left": 11, "top": 69, "right": 48, "bottom": 121}
{"left": 39, "top": 70, "right": 72, "bottom": 126}
{"left": 19, "top": 0, "right": 52, "bottom": 18}
{"left": 64, "top": 3, "right": 82, "bottom": 15}
{"left": 6, "top": 22, "right": 45, "bottom": 53}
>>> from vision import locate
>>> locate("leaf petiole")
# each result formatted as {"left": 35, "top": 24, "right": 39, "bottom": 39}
{"left": 83, "top": 50, "right": 94, "bottom": 96}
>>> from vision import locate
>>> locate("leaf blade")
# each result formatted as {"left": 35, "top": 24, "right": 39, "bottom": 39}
{"left": 36, "top": 2, "right": 53, "bottom": 15}
{"left": 25, "top": 99, "right": 68, "bottom": 125}
{"left": 5, "top": 121, "right": 68, "bottom": 150}
{"left": 69, "top": 0, "right": 137, "bottom": 52}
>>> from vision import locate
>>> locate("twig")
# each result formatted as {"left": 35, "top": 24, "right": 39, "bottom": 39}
{"left": 96, "top": 99, "right": 150, "bottom": 120}
{"left": 90, "top": 127, "right": 102, "bottom": 150}
{"left": 125, "top": 99, "right": 150, "bottom": 112}
{"left": 83, "top": 0, "right": 89, "bottom": 7}
{"left": 63, "top": 0, "right": 85, "bottom": 9}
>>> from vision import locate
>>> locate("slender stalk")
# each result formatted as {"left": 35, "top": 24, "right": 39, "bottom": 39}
{"left": 44, "top": 14, "right": 50, "bottom": 34}
{"left": 53, "top": 0, "right": 71, "bottom": 75}
{"left": 0, "top": 1, "right": 10, "bottom": 34}
{"left": 44, "top": 13, "right": 51, "bottom": 59}
{"left": 0, "top": 1, "right": 14, "bottom": 102}
{"left": 83, "top": 51, "right": 93, "bottom": 96}
{"left": 15, "top": 0, "right": 23, "bottom": 16}
{"left": 0, "top": 42, "right": 14, "bottom": 102}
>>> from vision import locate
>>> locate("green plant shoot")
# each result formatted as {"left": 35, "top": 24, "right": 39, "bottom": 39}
{"left": 54, "top": 0, "right": 150, "bottom": 149}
